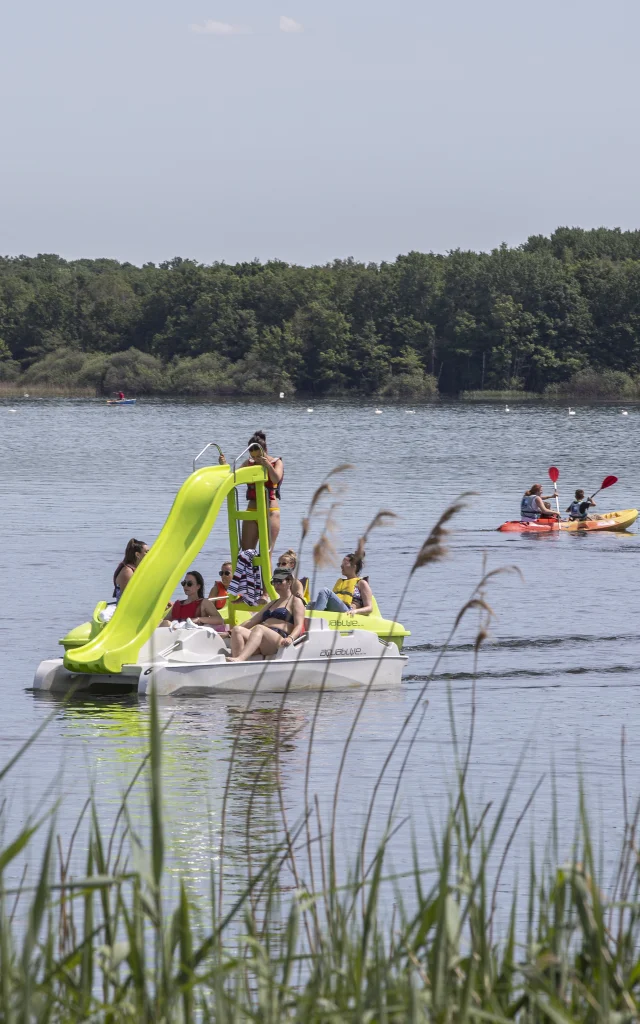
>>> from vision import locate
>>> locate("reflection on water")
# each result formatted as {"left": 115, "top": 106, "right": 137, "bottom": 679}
{"left": 2, "top": 397, "right": 640, "bottom": 901}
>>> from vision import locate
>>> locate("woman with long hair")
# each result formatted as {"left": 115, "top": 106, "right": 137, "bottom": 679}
{"left": 520, "top": 483, "right": 559, "bottom": 522}
{"left": 160, "top": 570, "right": 226, "bottom": 630}
{"left": 113, "top": 538, "right": 149, "bottom": 600}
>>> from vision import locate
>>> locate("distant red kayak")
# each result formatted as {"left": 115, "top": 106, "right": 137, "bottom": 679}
{"left": 498, "top": 509, "right": 638, "bottom": 533}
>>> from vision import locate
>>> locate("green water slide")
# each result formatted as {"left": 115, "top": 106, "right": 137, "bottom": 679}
{"left": 64, "top": 463, "right": 273, "bottom": 675}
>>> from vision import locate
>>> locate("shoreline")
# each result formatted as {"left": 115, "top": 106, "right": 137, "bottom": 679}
{"left": 2, "top": 382, "right": 638, "bottom": 404}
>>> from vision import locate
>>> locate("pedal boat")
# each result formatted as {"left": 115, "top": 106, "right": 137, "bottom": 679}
{"left": 497, "top": 509, "right": 638, "bottom": 533}
{"left": 34, "top": 444, "right": 409, "bottom": 694}
{"left": 34, "top": 618, "right": 407, "bottom": 696}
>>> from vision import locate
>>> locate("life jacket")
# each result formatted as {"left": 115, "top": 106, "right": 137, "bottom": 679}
{"left": 520, "top": 494, "right": 540, "bottom": 521}
{"left": 333, "top": 576, "right": 363, "bottom": 608}
{"left": 211, "top": 581, "right": 228, "bottom": 610}
{"left": 170, "top": 599, "right": 202, "bottom": 621}
{"left": 246, "top": 456, "right": 283, "bottom": 504}
{"left": 569, "top": 500, "right": 588, "bottom": 520}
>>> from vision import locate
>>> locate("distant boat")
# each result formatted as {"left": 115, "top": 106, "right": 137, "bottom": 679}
{"left": 106, "top": 399, "right": 137, "bottom": 406}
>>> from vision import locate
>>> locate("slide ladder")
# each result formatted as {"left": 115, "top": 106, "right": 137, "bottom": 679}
{"left": 64, "top": 461, "right": 274, "bottom": 674}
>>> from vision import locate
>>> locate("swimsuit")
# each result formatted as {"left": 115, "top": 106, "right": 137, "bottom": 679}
{"left": 260, "top": 602, "right": 294, "bottom": 637}
{"left": 170, "top": 599, "right": 202, "bottom": 621}
{"left": 113, "top": 561, "right": 136, "bottom": 600}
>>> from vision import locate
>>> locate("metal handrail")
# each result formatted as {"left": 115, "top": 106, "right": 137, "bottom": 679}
{"left": 193, "top": 442, "right": 224, "bottom": 473}
{"left": 232, "top": 443, "right": 264, "bottom": 477}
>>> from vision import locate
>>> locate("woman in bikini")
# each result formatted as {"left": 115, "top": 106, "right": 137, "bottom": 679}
{"left": 113, "top": 538, "right": 149, "bottom": 600}
{"left": 227, "top": 568, "right": 305, "bottom": 662}
{"left": 219, "top": 430, "right": 283, "bottom": 550}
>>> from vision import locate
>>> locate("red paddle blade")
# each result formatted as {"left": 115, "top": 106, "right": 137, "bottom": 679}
{"left": 548, "top": 466, "right": 560, "bottom": 484}
{"left": 600, "top": 475, "right": 618, "bottom": 490}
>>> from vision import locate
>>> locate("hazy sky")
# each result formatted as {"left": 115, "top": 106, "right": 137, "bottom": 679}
{"left": 1, "top": 0, "right": 639, "bottom": 265}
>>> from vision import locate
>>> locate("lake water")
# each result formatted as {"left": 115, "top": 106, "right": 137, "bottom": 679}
{"left": 1, "top": 396, "right": 639, "bottom": 910}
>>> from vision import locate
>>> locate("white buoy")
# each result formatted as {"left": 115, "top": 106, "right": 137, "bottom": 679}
{"left": 23, "top": 393, "right": 29, "bottom": 398}
{"left": 622, "top": 409, "right": 628, "bottom": 416}
{"left": 279, "top": 392, "right": 284, "bottom": 399}
{"left": 406, "top": 410, "right": 415, "bottom": 414}
{"left": 375, "top": 409, "right": 382, "bottom": 414}
{"left": 568, "top": 407, "right": 575, "bottom": 416}
{"left": 504, "top": 405, "right": 510, "bottom": 413}
{"left": 307, "top": 408, "right": 313, "bottom": 413}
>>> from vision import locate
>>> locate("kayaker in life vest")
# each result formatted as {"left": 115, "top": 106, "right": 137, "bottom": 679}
{"left": 118, "top": 391, "right": 125, "bottom": 401}
{"left": 310, "top": 552, "right": 374, "bottom": 615}
{"left": 566, "top": 489, "right": 595, "bottom": 521}
{"left": 520, "top": 484, "right": 560, "bottom": 523}
{"left": 113, "top": 538, "right": 149, "bottom": 600}
{"left": 219, "top": 430, "right": 283, "bottom": 550}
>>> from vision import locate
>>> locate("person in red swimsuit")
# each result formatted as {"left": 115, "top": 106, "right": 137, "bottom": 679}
{"left": 160, "top": 571, "right": 226, "bottom": 630}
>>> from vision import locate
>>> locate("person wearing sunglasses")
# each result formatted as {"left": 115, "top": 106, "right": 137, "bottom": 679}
{"left": 160, "top": 570, "right": 227, "bottom": 630}
{"left": 226, "top": 568, "right": 305, "bottom": 662}
{"left": 208, "top": 561, "right": 232, "bottom": 608}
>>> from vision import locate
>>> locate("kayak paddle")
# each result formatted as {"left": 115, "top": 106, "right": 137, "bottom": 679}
{"left": 589, "top": 475, "right": 618, "bottom": 500}
{"left": 548, "top": 466, "right": 560, "bottom": 517}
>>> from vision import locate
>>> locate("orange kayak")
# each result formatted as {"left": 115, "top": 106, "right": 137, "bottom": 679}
{"left": 498, "top": 509, "right": 638, "bottom": 533}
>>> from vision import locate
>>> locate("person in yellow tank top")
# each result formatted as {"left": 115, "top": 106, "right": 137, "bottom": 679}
{"left": 310, "top": 552, "right": 374, "bottom": 615}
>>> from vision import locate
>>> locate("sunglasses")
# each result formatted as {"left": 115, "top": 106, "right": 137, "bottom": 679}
{"left": 220, "top": 569, "right": 232, "bottom": 576}
{"left": 181, "top": 579, "right": 196, "bottom": 587}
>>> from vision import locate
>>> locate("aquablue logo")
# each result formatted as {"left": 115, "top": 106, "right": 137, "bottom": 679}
{"left": 319, "top": 648, "right": 363, "bottom": 657}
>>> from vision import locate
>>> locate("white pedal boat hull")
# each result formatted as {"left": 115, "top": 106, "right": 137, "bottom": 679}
{"left": 33, "top": 621, "right": 407, "bottom": 696}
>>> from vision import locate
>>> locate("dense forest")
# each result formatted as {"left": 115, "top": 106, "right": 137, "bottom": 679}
{"left": 3, "top": 226, "right": 640, "bottom": 398}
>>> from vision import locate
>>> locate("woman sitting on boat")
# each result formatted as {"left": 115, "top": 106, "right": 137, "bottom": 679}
{"left": 276, "top": 548, "right": 309, "bottom": 602}
{"left": 219, "top": 430, "right": 283, "bottom": 550}
{"left": 227, "top": 568, "right": 305, "bottom": 662}
{"left": 310, "top": 552, "right": 374, "bottom": 615}
{"left": 520, "top": 484, "right": 560, "bottom": 523}
{"left": 160, "top": 571, "right": 227, "bottom": 630}
{"left": 113, "top": 538, "right": 149, "bottom": 600}
{"left": 208, "top": 561, "right": 232, "bottom": 607}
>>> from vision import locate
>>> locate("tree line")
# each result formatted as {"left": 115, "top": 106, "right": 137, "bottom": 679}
{"left": 2, "top": 226, "right": 640, "bottom": 398}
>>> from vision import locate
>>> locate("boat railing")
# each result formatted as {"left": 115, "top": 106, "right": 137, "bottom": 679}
{"left": 192, "top": 442, "right": 224, "bottom": 473}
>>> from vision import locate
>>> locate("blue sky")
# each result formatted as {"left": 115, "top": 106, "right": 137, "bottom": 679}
{"left": 1, "top": 0, "right": 638, "bottom": 265}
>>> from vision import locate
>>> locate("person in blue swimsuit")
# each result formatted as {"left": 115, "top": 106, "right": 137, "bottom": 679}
{"left": 227, "top": 568, "right": 305, "bottom": 662}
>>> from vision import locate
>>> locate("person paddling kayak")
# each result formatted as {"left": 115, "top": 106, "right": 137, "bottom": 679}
{"left": 566, "top": 489, "right": 596, "bottom": 521}
{"left": 520, "top": 483, "right": 560, "bottom": 523}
